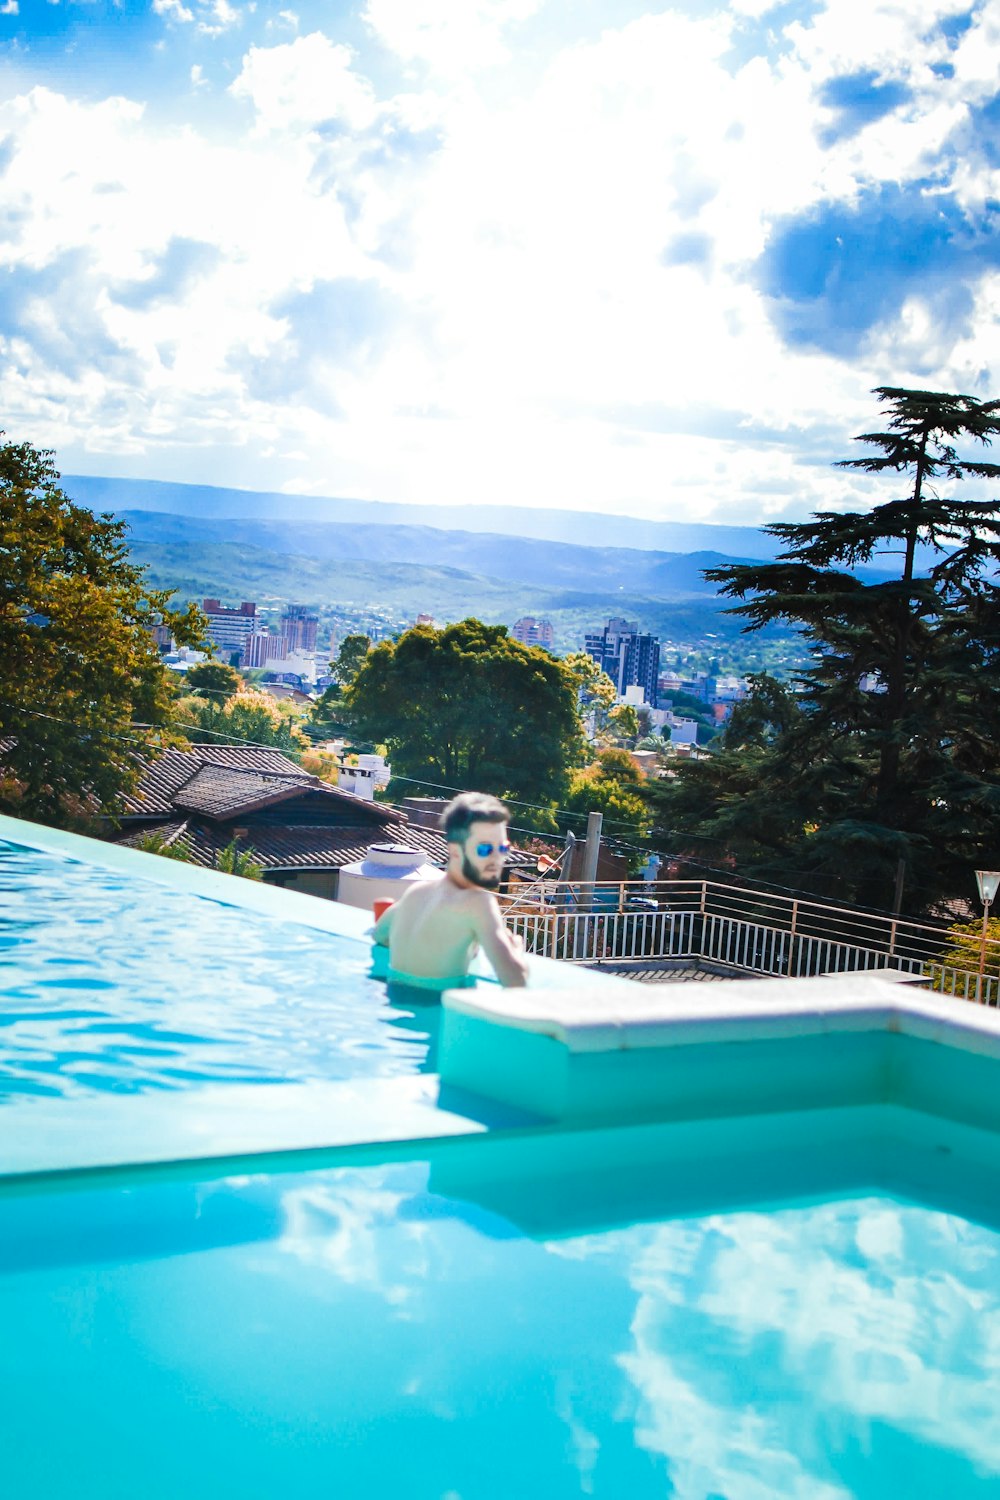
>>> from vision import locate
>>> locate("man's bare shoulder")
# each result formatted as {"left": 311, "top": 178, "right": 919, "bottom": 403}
{"left": 391, "top": 872, "right": 446, "bottom": 908}
{"left": 461, "top": 885, "right": 505, "bottom": 922}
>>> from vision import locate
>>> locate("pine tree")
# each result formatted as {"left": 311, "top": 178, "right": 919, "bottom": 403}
{"left": 652, "top": 388, "right": 1000, "bottom": 913}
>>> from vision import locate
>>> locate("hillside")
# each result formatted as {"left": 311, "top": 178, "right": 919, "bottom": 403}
{"left": 63, "top": 473, "right": 786, "bottom": 560}
{"left": 118, "top": 510, "right": 754, "bottom": 600}
{"left": 126, "top": 531, "right": 758, "bottom": 652}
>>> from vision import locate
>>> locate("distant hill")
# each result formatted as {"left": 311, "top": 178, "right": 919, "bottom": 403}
{"left": 63, "top": 473, "right": 786, "bottom": 561}
{"left": 62, "top": 474, "right": 914, "bottom": 656}
{"left": 124, "top": 529, "right": 759, "bottom": 650}
{"left": 116, "top": 510, "right": 758, "bottom": 599}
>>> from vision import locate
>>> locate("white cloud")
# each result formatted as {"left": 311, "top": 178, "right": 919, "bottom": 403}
{"left": 610, "top": 1199, "right": 1000, "bottom": 1496}
{"left": 363, "top": 0, "right": 543, "bottom": 73}
{"left": 198, "top": 0, "right": 241, "bottom": 36}
{"left": 152, "top": 0, "right": 194, "bottom": 22}
{"left": 230, "top": 32, "right": 377, "bottom": 133}
{"left": 1, "top": 2, "right": 998, "bottom": 520}
{"left": 0, "top": 1, "right": 20, "bottom": 15}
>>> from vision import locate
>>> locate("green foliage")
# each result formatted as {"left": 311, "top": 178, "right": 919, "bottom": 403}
{"left": 0, "top": 436, "right": 205, "bottom": 824}
{"left": 182, "top": 689, "right": 309, "bottom": 755}
{"left": 215, "top": 838, "right": 265, "bottom": 880}
{"left": 132, "top": 830, "right": 192, "bottom": 862}
{"left": 562, "top": 746, "right": 649, "bottom": 843}
{"left": 933, "top": 916, "right": 1000, "bottom": 996}
{"left": 607, "top": 703, "right": 640, "bottom": 744}
{"left": 184, "top": 660, "right": 242, "bottom": 700}
{"left": 304, "top": 635, "right": 372, "bottom": 742}
{"left": 345, "top": 619, "right": 585, "bottom": 811}
{"left": 332, "top": 634, "right": 372, "bottom": 687}
{"left": 656, "top": 388, "right": 1000, "bottom": 912}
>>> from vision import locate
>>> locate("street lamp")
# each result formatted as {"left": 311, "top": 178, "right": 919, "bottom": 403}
{"left": 974, "top": 870, "right": 1000, "bottom": 1003}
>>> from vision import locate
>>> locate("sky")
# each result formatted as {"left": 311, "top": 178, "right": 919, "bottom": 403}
{"left": 1, "top": 0, "right": 999, "bottom": 525}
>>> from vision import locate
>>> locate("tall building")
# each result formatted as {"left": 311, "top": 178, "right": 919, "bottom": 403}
{"left": 584, "top": 617, "right": 660, "bottom": 707}
{"left": 280, "top": 605, "right": 319, "bottom": 653}
{"left": 202, "top": 599, "right": 257, "bottom": 661}
{"left": 511, "top": 617, "right": 555, "bottom": 650}
{"left": 244, "top": 632, "right": 290, "bottom": 669}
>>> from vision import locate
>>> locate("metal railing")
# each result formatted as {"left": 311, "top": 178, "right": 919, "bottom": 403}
{"left": 500, "top": 876, "right": 1000, "bottom": 1006}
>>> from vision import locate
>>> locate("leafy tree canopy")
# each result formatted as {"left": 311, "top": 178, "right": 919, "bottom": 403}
{"left": 332, "top": 633, "right": 372, "bottom": 687}
{"left": 184, "top": 660, "right": 242, "bottom": 701}
{"left": 345, "top": 618, "right": 585, "bottom": 812}
{"left": 563, "top": 650, "right": 618, "bottom": 742}
{"left": 562, "top": 747, "right": 649, "bottom": 846}
{"left": 650, "top": 388, "right": 1000, "bottom": 913}
{"left": 0, "top": 437, "right": 204, "bottom": 824}
{"left": 180, "top": 688, "right": 309, "bottom": 755}
{"left": 607, "top": 703, "right": 640, "bottom": 744}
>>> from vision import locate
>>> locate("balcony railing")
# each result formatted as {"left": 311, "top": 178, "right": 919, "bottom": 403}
{"left": 500, "top": 876, "right": 1000, "bottom": 1006}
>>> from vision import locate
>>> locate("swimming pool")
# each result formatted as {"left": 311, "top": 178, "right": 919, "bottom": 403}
{"left": 0, "top": 835, "right": 464, "bottom": 1096}
{"left": 3, "top": 815, "right": 1000, "bottom": 1497}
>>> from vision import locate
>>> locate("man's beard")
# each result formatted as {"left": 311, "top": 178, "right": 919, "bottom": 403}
{"left": 462, "top": 853, "right": 501, "bottom": 890}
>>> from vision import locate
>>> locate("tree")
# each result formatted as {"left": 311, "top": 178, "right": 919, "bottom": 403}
{"left": 184, "top": 660, "right": 242, "bottom": 700}
{"left": 652, "top": 388, "right": 1000, "bottom": 912}
{"left": 562, "top": 747, "right": 649, "bottom": 844}
{"left": 345, "top": 619, "right": 585, "bottom": 811}
{"left": 182, "top": 688, "right": 309, "bottom": 755}
{"left": 332, "top": 633, "right": 372, "bottom": 687}
{"left": 306, "top": 634, "right": 372, "bottom": 742}
{"left": 132, "top": 829, "right": 192, "bottom": 862}
{"left": 932, "top": 914, "right": 1000, "bottom": 998}
{"left": 563, "top": 651, "right": 617, "bottom": 741}
{"left": 607, "top": 703, "right": 640, "bottom": 745}
{"left": 0, "top": 436, "right": 204, "bottom": 824}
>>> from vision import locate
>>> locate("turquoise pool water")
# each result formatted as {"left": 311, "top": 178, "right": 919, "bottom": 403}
{"left": 0, "top": 840, "right": 439, "bottom": 1097}
{"left": 4, "top": 1133, "right": 1000, "bottom": 1499}
{"left": 4, "top": 821, "right": 1000, "bottom": 1497}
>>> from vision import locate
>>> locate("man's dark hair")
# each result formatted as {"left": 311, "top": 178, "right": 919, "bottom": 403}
{"left": 440, "top": 791, "right": 510, "bottom": 843}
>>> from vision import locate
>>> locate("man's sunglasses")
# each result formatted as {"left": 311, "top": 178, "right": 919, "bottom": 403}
{"left": 474, "top": 840, "right": 511, "bottom": 858}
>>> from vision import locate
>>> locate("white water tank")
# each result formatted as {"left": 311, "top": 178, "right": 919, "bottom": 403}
{"left": 337, "top": 843, "right": 439, "bottom": 910}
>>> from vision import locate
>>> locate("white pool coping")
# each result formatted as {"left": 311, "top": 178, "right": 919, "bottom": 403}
{"left": 441, "top": 971, "right": 1000, "bottom": 1059}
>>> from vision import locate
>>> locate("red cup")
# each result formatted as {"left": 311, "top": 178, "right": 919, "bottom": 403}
{"left": 373, "top": 897, "right": 395, "bottom": 922}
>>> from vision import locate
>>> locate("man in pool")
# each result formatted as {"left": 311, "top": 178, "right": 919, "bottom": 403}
{"left": 373, "top": 792, "right": 529, "bottom": 990}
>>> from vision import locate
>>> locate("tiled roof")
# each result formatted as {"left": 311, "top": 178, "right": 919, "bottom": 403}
{"left": 184, "top": 745, "right": 314, "bottom": 777}
{"left": 119, "top": 745, "right": 396, "bottom": 823}
{"left": 173, "top": 765, "right": 312, "bottom": 819}
{"left": 110, "top": 742, "right": 451, "bottom": 871}
{"left": 116, "top": 817, "right": 449, "bottom": 871}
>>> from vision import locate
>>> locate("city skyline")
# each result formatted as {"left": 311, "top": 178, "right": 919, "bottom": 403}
{"left": 2, "top": 1, "right": 998, "bottom": 526}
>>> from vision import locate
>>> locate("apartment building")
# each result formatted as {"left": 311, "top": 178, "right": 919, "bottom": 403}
{"left": 585, "top": 617, "right": 660, "bottom": 707}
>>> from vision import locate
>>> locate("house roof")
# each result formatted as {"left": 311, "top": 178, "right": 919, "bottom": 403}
{"left": 117, "top": 818, "right": 450, "bottom": 871}
{"left": 119, "top": 745, "right": 398, "bottom": 824}
{"left": 113, "top": 742, "right": 449, "bottom": 872}
{"left": 173, "top": 765, "right": 316, "bottom": 819}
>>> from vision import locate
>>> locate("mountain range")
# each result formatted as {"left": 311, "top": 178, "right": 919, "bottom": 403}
{"left": 61, "top": 473, "right": 916, "bottom": 654}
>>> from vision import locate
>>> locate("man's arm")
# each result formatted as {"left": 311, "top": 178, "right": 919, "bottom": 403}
{"left": 474, "top": 894, "right": 529, "bottom": 987}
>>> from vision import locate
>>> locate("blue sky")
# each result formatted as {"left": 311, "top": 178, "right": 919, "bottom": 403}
{"left": 0, "top": 0, "right": 998, "bottom": 523}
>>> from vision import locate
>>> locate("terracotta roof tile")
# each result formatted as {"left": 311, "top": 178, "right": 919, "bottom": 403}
{"left": 119, "top": 745, "right": 396, "bottom": 823}
{"left": 115, "top": 818, "right": 448, "bottom": 871}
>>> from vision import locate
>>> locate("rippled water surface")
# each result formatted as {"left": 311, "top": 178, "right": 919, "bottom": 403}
{"left": 0, "top": 840, "right": 435, "bottom": 1098}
